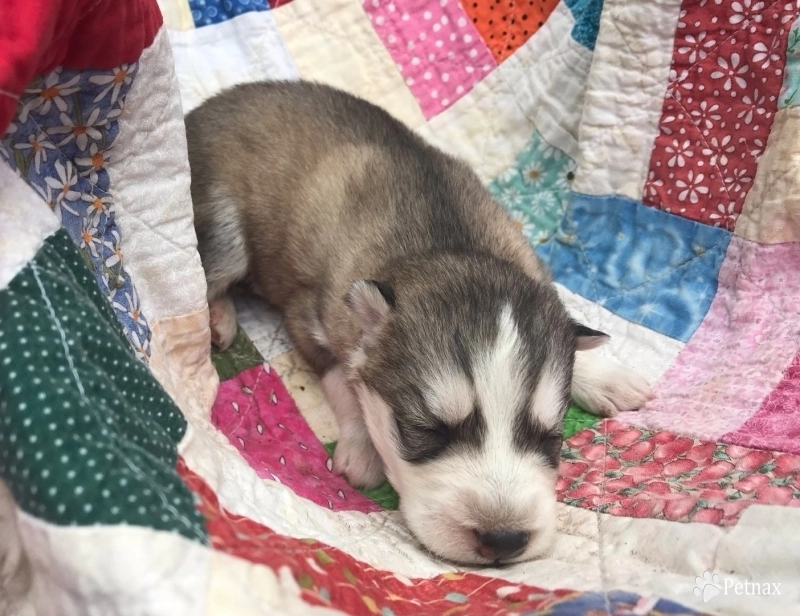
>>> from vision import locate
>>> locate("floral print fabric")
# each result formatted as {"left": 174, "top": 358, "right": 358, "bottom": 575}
{"left": 490, "top": 130, "right": 576, "bottom": 247}
{"left": 1, "top": 64, "right": 151, "bottom": 359}
{"left": 643, "top": 0, "right": 799, "bottom": 229}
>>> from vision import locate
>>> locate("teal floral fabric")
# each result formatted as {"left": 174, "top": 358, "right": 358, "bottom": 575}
{"left": 489, "top": 130, "right": 577, "bottom": 248}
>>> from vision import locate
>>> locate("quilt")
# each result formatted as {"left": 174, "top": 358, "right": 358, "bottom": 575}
{"left": 1, "top": 0, "right": 799, "bottom": 614}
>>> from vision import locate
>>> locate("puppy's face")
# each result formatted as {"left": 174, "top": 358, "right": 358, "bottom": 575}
{"left": 346, "top": 260, "right": 604, "bottom": 565}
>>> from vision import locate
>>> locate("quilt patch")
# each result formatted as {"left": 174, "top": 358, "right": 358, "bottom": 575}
{"left": 1, "top": 63, "right": 152, "bottom": 359}
{"left": 0, "top": 230, "right": 204, "bottom": 540}
{"left": 559, "top": 420, "right": 800, "bottom": 525}
{"left": 643, "top": 0, "right": 797, "bottom": 228}
{"left": 189, "top": 0, "right": 269, "bottom": 27}
{"left": 212, "top": 364, "right": 382, "bottom": 512}
{"left": 539, "top": 194, "right": 732, "bottom": 342}
{"left": 460, "top": 0, "right": 561, "bottom": 62}
{"left": 363, "top": 0, "right": 496, "bottom": 118}
{"left": 490, "top": 129, "right": 576, "bottom": 247}
{"left": 781, "top": 14, "right": 800, "bottom": 107}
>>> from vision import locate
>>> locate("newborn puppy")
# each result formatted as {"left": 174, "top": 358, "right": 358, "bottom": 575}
{"left": 185, "top": 81, "right": 653, "bottom": 565}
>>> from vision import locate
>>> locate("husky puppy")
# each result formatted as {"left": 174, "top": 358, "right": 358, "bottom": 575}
{"left": 185, "top": 81, "right": 653, "bottom": 565}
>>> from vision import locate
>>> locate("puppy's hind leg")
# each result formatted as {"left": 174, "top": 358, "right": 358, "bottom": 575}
{"left": 196, "top": 188, "right": 249, "bottom": 351}
{"left": 571, "top": 350, "right": 655, "bottom": 418}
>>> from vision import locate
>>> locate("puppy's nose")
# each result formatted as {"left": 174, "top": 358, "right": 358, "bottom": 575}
{"left": 474, "top": 529, "right": 530, "bottom": 561}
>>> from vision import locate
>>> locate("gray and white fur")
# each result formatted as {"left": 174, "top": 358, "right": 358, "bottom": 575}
{"left": 185, "top": 81, "right": 653, "bottom": 565}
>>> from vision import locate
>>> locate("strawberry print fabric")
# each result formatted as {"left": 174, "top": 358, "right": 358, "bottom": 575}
{"left": 363, "top": 0, "right": 496, "bottom": 118}
{"left": 179, "top": 459, "right": 707, "bottom": 616}
{"left": 643, "top": 0, "right": 799, "bottom": 229}
{"left": 211, "top": 364, "right": 382, "bottom": 513}
{"left": 558, "top": 420, "right": 800, "bottom": 525}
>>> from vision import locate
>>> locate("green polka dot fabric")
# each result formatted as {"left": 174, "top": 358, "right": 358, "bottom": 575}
{"left": 0, "top": 230, "right": 206, "bottom": 542}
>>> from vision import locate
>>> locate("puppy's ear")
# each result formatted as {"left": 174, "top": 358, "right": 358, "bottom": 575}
{"left": 345, "top": 280, "right": 395, "bottom": 341}
{"left": 572, "top": 321, "right": 609, "bottom": 351}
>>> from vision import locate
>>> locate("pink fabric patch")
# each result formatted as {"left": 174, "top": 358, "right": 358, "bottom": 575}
{"left": 212, "top": 364, "right": 382, "bottom": 513}
{"left": 631, "top": 237, "right": 800, "bottom": 443}
{"left": 363, "top": 0, "right": 496, "bottom": 118}
{"left": 723, "top": 353, "right": 800, "bottom": 454}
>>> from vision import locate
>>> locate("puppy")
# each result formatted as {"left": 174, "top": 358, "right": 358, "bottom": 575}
{"left": 185, "top": 81, "right": 652, "bottom": 565}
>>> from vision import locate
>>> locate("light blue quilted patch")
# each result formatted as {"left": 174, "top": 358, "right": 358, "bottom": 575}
{"left": 537, "top": 194, "right": 732, "bottom": 342}
{"left": 780, "top": 15, "right": 800, "bottom": 109}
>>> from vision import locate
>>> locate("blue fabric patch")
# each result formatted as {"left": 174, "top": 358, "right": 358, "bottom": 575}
{"left": 537, "top": 194, "right": 732, "bottom": 342}
{"left": 189, "top": 0, "right": 269, "bottom": 27}
{"left": 563, "top": 0, "right": 604, "bottom": 51}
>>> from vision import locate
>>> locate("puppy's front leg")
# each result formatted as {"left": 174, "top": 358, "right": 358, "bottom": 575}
{"left": 209, "top": 295, "right": 238, "bottom": 350}
{"left": 571, "top": 350, "right": 655, "bottom": 418}
{"left": 322, "top": 365, "right": 386, "bottom": 489}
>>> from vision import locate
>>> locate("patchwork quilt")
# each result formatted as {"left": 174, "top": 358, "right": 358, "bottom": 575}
{"left": 1, "top": 0, "right": 799, "bottom": 614}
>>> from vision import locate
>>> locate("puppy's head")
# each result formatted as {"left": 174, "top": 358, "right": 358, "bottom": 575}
{"left": 345, "top": 255, "right": 606, "bottom": 565}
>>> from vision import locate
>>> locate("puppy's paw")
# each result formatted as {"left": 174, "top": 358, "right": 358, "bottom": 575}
{"left": 333, "top": 437, "right": 386, "bottom": 490}
{"left": 209, "top": 297, "right": 237, "bottom": 350}
{"left": 572, "top": 353, "right": 655, "bottom": 418}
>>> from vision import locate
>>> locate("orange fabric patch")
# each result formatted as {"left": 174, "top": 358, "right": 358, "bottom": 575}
{"left": 460, "top": 0, "right": 561, "bottom": 63}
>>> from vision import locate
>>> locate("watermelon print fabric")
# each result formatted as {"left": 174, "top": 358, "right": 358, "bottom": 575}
{"left": 2, "top": 0, "right": 800, "bottom": 614}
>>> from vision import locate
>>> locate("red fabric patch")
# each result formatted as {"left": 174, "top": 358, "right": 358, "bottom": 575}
{"left": 211, "top": 364, "right": 382, "bottom": 513}
{"left": 642, "top": 0, "right": 799, "bottom": 229}
{"left": 177, "top": 458, "right": 580, "bottom": 616}
{"left": 558, "top": 420, "right": 800, "bottom": 524}
{"left": 0, "top": 0, "right": 162, "bottom": 133}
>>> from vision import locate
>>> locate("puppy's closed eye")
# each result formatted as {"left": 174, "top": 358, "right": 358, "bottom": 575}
{"left": 397, "top": 409, "right": 485, "bottom": 464}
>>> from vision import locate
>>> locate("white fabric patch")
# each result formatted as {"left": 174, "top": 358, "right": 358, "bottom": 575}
{"left": 417, "top": 67, "right": 535, "bottom": 184}
{"left": 736, "top": 106, "right": 800, "bottom": 244}
{"left": 168, "top": 10, "right": 299, "bottom": 114}
{"left": 107, "top": 28, "right": 208, "bottom": 321}
{"left": 555, "top": 283, "right": 683, "bottom": 386}
{"left": 572, "top": 0, "right": 683, "bottom": 199}
{"left": 273, "top": 0, "right": 425, "bottom": 130}
{"left": 234, "top": 295, "right": 293, "bottom": 361}
{"left": 155, "top": 0, "right": 195, "bottom": 31}
{"left": 0, "top": 163, "right": 60, "bottom": 292}
{"left": 494, "top": 2, "right": 591, "bottom": 160}
{"left": 15, "top": 509, "right": 347, "bottom": 615}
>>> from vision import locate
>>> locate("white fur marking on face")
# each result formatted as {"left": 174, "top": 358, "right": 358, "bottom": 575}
{"left": 531, "top": 362, "right": 568, "bottom": 430}
{"left": 473, "top": 304, "right": 526, "bottom": 436}
{"left": 424, "top": 367, "right": 474, "bottom": 424}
